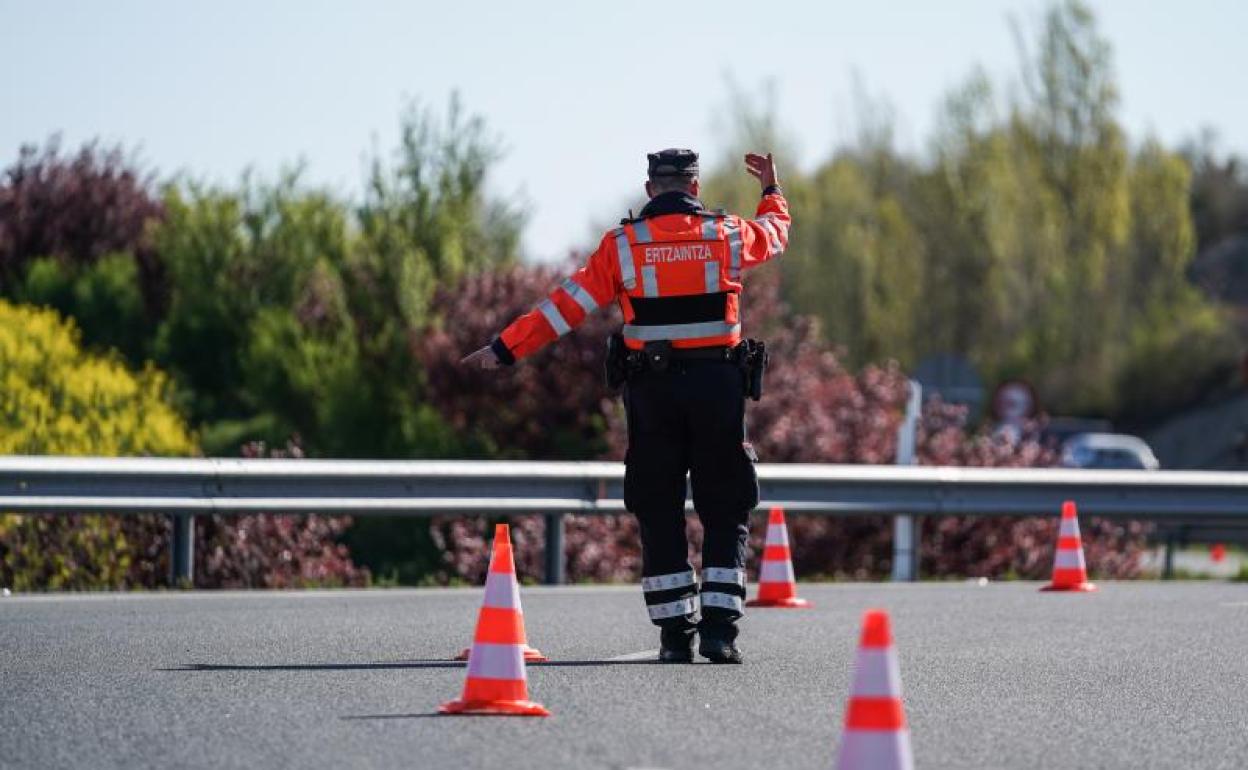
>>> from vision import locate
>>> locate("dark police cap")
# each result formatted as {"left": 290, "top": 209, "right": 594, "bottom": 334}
{"left": 647, "top": 148, "right": 699, "bottom": 178}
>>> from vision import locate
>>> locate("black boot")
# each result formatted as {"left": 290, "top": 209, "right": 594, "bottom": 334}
{"left": 698, "top": 620, "right": 743, "bottom": 664}
{"left": 658, "top": 626, "right": 695, "bottom": 663}
{"left": 698, "top": 637, "right": 743, "bottom": 664}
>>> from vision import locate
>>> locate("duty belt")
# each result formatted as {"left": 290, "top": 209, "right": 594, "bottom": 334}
{"left": 662, "top": 346, "right": 735, "bottom": 361}
{"left": 605, "top": 334, "right": 767, "bottom": 400}
{"left": 636, "top": 341, "right": 733, "bottom": 372}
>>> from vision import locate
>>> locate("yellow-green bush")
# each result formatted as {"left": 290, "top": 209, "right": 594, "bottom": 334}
{"left": 0, "top": 299, "right": 194, "bottom": 590}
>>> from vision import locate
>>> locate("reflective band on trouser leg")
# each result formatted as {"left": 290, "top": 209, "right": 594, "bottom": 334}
{"left": 641, "top": 570, "right": 696, "bottom": 592}
{"left": 615, "top": 228, "right": 636, "bottom": 289}
{"left": 538, "top": 299, "right": 570, "bottom": 337}
{"left": 703, "top": 260, "right": 719, "bottom": 293}
{"left": 647, "top": 596, "right": 698, "bottom": 620}
{"left": 641, "top": 265, "right": 659, "bottom": 297}
{"left": 702, "top": 567, "right": 746, "bottom": 587}
{"left": 758, "top": 559, "right": 795, "bottom": 584}
{"left": 700, "top": 592, "right": 743, "bottom": 613}
{"left": 1054, "top": 549, "right": 1086, "bottom": 570}
{"left": 632, "top": 220, "right": 653, "bottom": 244}
{"left": 726, "top": 222, "right": 742, "bottom": 280}
{"left": 560, "top": 278, "right": 599, "bottom": 315}
{"left": 622, "top": 321, "right": 741, "bottom": 342}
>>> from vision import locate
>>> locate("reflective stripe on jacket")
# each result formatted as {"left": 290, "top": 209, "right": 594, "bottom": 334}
{"left": 496, "top": 189, "right": 790, "bottom": 361}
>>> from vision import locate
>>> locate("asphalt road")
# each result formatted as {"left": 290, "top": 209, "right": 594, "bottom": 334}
{"left": 3, "top": 582, "right": 1248, "bottom": 769}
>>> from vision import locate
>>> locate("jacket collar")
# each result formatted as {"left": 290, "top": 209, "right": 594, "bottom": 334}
{"left": 638, "top": 190, "right": 705, "bottom": 218}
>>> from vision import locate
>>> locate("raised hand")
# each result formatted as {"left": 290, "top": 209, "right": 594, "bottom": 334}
{"left": 744, "top": 152, "right": 779, "bottom": 190}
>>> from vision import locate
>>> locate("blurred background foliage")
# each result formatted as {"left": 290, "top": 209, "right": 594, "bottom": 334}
{"left": 0, "top": 299, "right": 190, "bottom": 589}
{"left": 1, "top": 1, "right": 1245, "bottom": 588}
{"left": 701, "top": 2, "right": 1237, "bottom": 423}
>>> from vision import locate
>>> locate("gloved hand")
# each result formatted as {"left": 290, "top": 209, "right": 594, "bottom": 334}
{"left": 460, "top": 346, "right": 502, "bottom": 370}
{"left": 744, "top": 152, "right": 779, "bottom": 190}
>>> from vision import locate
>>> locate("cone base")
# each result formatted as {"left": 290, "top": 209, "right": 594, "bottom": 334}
{"left": 1040, "top": 582, "right": 1097, "bottom": 592}
{"left": 746, "top": 596, "right": 812, "bottom": 608}
{"left": 439, "top": 698, "right": 550, "bottom": 717}
{"left": 454, "top": 645, "right": 548, "bottom": 662}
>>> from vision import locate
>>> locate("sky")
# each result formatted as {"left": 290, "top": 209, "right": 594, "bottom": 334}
{"left": 2, "top": 0, "right": 1244, "bottom": 261}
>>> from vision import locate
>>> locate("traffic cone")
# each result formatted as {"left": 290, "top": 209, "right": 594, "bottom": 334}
{"left": 455, "top": 644, "right": 547, "bottom": 663}
{"left": 1041, "top": 500, "right": 1097, "bottom": 592}
{"left": 440, "top": 524, "right": 550, "bottom": 716}
{"left": 746, "top": 506, "right": 811, "bottom": 608}
{"left": 452, "top": 526, "right": 547, "bottom": 662}
{"left": 835, "top": 609, "right": 913, "bottom": 770}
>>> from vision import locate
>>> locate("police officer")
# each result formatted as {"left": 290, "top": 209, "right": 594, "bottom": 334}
{"left": 463, "top": 148, "right": 790, "bottom": 663}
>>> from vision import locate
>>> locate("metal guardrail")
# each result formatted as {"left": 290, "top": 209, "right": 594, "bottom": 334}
{"left": 3, "top": 456, "right": 1248, "bottom": 585}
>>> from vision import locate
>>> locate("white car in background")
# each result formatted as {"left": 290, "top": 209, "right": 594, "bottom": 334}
{"left": 1060, "top": 433, "right": 1160, "bottom": 470}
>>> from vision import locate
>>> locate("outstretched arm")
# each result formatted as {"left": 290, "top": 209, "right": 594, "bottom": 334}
{"left": 461, "top": 236, "right": 620, "bottom": 368}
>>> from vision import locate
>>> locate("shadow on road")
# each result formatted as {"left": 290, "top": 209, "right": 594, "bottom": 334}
{"left": 160, "top": 661, "right": 461, "bottom": 672}
{"left": 160, "top": 658, "right": 665, "bottom": 673}
{"left": 530, "top": 659, "right": 664, "bottom": 666}
{"left": 340, "top": 713, "right": 445, "bottom": 721}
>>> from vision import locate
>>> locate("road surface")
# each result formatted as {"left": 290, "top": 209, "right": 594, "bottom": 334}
{"left": 3, "top": 582, "right": 1248, "bottom": 769}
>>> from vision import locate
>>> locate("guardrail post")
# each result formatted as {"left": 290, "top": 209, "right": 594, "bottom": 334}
{"left": 169, "top": 513, "right": 194, "bottom": 588}
{"left": 892, "top": 515, "right": 920, "bottom": 581}
{"left": 891, "top": 380, "right": 922, "bottom": 582}
{"left": 544, "top": 513, "right": 565, "bottom": 585}
{"left": 1162, "top": 533, "right": 1176, "bottom": 580}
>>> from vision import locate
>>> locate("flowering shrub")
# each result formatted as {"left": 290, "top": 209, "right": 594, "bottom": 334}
{"left": 0, "top": 300, "right": 191, "bottom": 590}
{"left": 416, "top": 263, "right": 620, "bottom": 460}
{"left": 0, "top": 139, "right": 166, "bottom": 364}
{"left": 192, "top": 441, "right": 369, "bottom": 589}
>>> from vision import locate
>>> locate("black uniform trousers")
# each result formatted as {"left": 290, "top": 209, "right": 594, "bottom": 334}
{"left": 623, "top": 358, "right": 759, "bottom": 643}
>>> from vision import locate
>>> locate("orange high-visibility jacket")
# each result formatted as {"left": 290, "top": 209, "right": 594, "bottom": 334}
{"left": 492, "top": 189, "right": 790, "bottom": 363}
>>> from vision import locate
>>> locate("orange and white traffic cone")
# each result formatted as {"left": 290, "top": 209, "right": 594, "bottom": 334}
{"left": 1041, "top": 500, "right": 1097, "bottom": 592}
{"left": 836, "top": 609, "right": 913, "bottom": 770}
{"left": 746, "top": 506, "right": 811, "bottom": 608}
{"left": 440, "top": 524, "right": 550, "bottom": 716}
{"left": 455, "top": 644, "right": 547, "bottom": 663}
{"left": 453, "top": 525, "right": 547, "bottom": 662}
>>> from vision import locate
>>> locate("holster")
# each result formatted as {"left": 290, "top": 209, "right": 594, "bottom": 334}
{"left": 605, "top": 333, "right": 628, "bottom": 390}
{"left": 734, "top": 339, "right": 768, "bottom": 401}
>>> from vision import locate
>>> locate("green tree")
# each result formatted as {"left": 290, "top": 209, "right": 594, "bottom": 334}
{"left": 152, "top": 175, "right": 356, "bottom": 449}
{"left": 732, "top": 0, "right": 1236, "bottom": 421}
{"left": 142, "top": 97, "right": 522, "bottom": 457}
